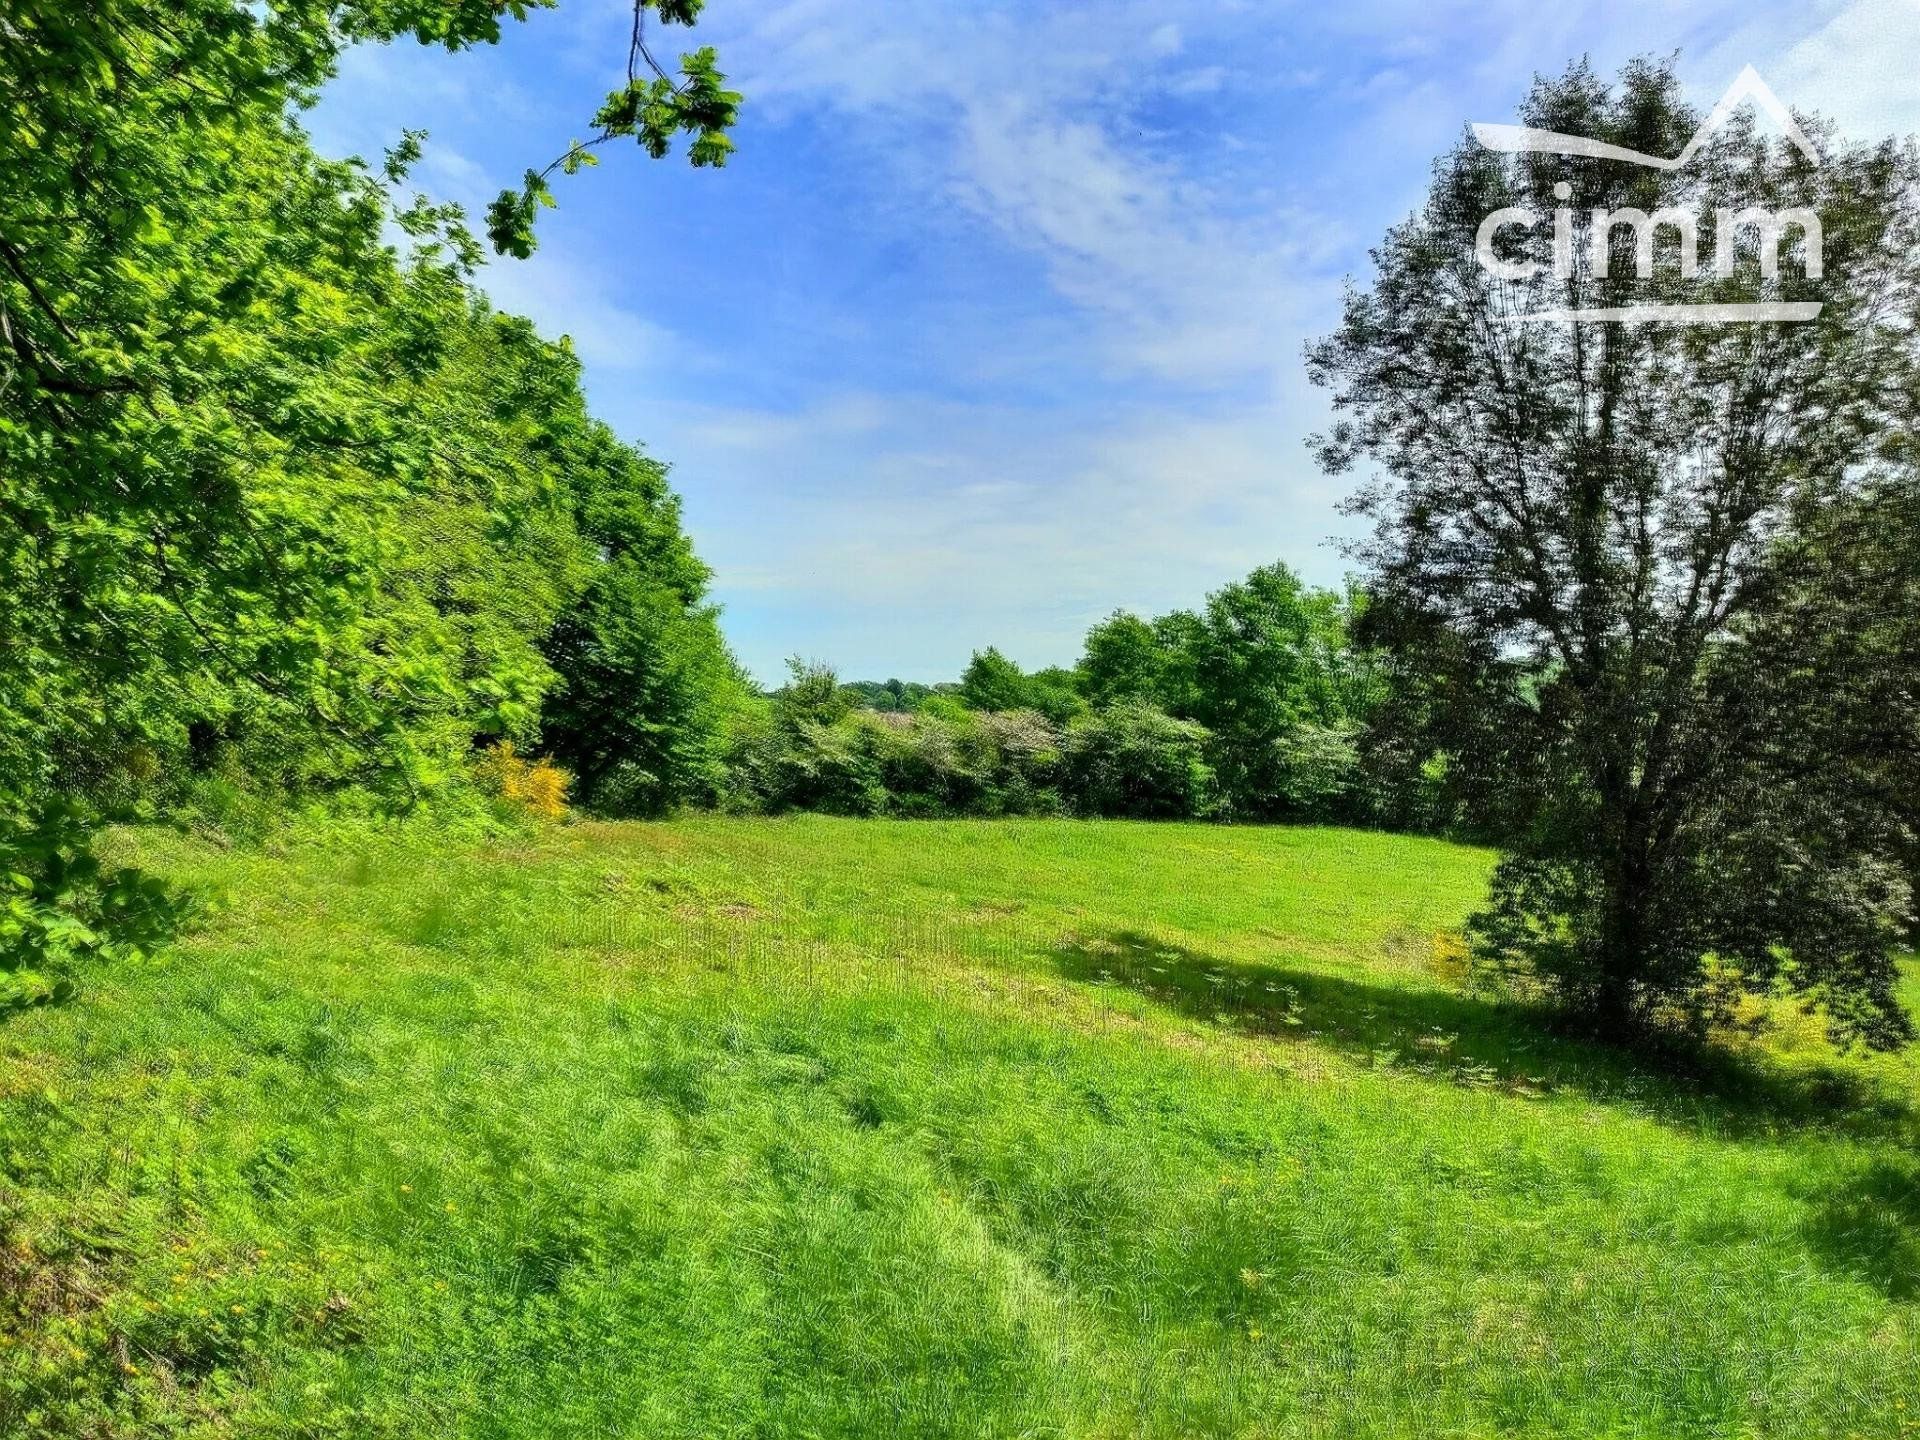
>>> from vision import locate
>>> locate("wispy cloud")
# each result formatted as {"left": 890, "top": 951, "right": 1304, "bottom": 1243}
{"left": 1771, "top": 0, "right": 1920, "bottom": 144}
{"left": 719, "top": 0, "right": 1333, "bottom": 389}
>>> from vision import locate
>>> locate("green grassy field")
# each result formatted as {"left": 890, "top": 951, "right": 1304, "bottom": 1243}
{"left": 2, "top": 817, "right": 1916, "bottom": 1438}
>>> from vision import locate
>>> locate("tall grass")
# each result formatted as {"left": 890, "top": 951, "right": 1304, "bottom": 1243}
{"left": 0, "top": 817, "right": 1914, "bottom": 1437}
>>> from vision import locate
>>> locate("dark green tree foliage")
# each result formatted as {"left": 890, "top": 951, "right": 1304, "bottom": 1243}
{"left": 1720, "top": 477, "right": 1920, "bottom": 967}
{"left": 957, "top": 649, "right": 1086, "bottom": 724}
{"left": 958, "top": 648, "right": 1032, "bottom": 713}
{"left": 775, "top": 659, "right": 857, "bottom": 731}
{"left": 539, "top": 568, "right": 741, "bottom": 815}
{"left": 1025, "top": 667, "right": 1090, "bottom": 725}
{"left": 1081, "top": 612, "right": 1173, "bottom": 708}
{"left": 1308, "top": 57, "right": 1920, "bottom": 1046}
{"left": 1183, "top": 567, "right": 1377, "bottom": 819}
{"left": 534, "top": 433, "right": 743, "bottom": 817}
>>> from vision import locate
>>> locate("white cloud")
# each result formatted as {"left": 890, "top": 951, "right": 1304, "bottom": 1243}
{"left": 719, "top": 0, "right": 1330, "bottom": 388}
{"left": 620, "top": 376, "right": 1352, "bottom": 681}
{"left": 1773, "top": 0, "right": 1920, "bottom": 145}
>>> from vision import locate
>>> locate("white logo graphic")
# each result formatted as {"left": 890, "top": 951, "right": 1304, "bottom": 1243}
{"left": 1471, "top": 67, "right": 1823, "bottom": 325}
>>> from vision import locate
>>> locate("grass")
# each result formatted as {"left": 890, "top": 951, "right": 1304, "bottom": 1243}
{"left": 1, "top": 815, "right": 1917, "bottom": 1438}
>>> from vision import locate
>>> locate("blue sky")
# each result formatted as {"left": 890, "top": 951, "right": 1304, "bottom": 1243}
{"left": 309, "top": 0, "right": 1920, "bottom": 683}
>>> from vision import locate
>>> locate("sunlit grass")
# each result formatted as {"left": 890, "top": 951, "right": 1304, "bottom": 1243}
{"left": 1, "top": 816, "right": 1915, "bottom": 1437}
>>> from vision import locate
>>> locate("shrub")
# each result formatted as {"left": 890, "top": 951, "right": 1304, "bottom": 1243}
{"left": 475, "top": 743, "right": 571, "bottom": 822}
{"left": 1270, "top": 722, "right": 1363, "bottom": 817}
{"left": 1061, "top": 705, "right": 1216, "bottom": 819}
{"left": 0, "top": 802, "right": 180, "bottom": 1012}
{"left": 720, "top": 702, "right": 1070, "bottom": 818}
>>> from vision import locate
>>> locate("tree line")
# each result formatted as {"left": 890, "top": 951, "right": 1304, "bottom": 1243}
{"left": 726, "top": 564, "right": 1405, "bottom": 825}
{"left": 1, "top": 0, "right": 743, "bottom": 1004}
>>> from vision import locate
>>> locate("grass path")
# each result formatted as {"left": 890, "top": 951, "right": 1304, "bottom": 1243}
{"left": 1, "top": 817, "right": 1916, "bottom": 1437}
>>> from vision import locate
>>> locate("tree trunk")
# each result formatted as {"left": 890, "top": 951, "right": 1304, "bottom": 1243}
{"left": 1593, "top": 827, "right": 1653, "bottom": 1041}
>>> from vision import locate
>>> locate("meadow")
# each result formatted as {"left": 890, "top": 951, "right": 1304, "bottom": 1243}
{"left": 1, "top": 817, "right": 1916, "bottom": 1438}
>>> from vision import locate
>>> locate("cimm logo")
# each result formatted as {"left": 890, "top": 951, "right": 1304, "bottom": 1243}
{"left": 1471, "top": 67, "right": 1823, "bottom": 324}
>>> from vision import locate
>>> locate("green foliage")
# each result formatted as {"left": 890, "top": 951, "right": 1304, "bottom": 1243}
{"left": 1182, "top": 566, "right": 1378, "bottom": 820}
{"left": 1024, "top": 667, "right": 1090, "bottom": 726}
{"left": 1080, "top": 611, "right": 1172, "bottom": 708}
{"left": 491, "top": 12, "right": 740, "bottom": 257}
{"left": 1060, "top": 704, "right": 1216, "bottom": 820}
{"left": 775, "top": 658, "right": 857, "bottom": 731}
{"left": 1073, "top": 567, "right": 1381, "bottom": 821}
{"left": 535, "top": 426, "right": 744, "bottom": 817}
{"left": 725, "top": 691, "right": 1065, "bottom": 819}
{"left": 742, "top": 564, "right": 1391, "bottom": 825}
{"left": 1309, "top": 56, "right": 1920, "bottom": 1047}
{"left": 0, "top": 802, "right": 179, "bottom": 1012}
{"left": 957, "top": 650, "right": 1085, "bottom": 725}
{"left": 0, "top": 0, "right": 742, "bottom": 975}
{"left": 958, "top": 647, "right": 1034, "bottom": 713}
{"left": 539, "top": 567, "right": 742, "bottom": 817}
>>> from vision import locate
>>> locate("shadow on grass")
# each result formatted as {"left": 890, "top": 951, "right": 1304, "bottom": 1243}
{"left": 1049, "top": 930, "right": 1917, "bottom": 1145}
{"left": 1801, "top": 1159, "right": 1920, "bottom": 1300}
{"left": 0, "top": 982, "right": 78, "bottom": 1027}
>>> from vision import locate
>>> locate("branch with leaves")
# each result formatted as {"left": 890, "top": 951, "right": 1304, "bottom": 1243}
{"left": 485, "top": 0, "right": 741, "bottom": 257}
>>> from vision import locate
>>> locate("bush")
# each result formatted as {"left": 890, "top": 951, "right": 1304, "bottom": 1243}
{"left": 474, "top": 743, "right": 571, "bottom": 822}
{"left": 1270, "top": 722, "right": 1363, "bottom": 817}
{"left": 0, "top": 802, "right": 180, "bottom": 1012}
{"left": 719, "top": 702, "right": 1067, "bottom": 818}
{"left": 1060, "top": 705, "right": 1216, "bottom": 819}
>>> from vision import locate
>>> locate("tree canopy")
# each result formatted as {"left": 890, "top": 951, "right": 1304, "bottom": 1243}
{"left": 1, "top": 0, "right": 742, "bottom": 991}
{"left": 1309, "top": 56, "right": 1920, "bottom": 1046}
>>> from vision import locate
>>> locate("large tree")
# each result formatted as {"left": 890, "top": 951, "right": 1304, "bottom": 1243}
{"left": 1308, "top": 57, "right": 1920, "bottom": 1046}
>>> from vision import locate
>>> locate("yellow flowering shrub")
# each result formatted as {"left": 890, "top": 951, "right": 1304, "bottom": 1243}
{"left": 475, "top": 742, "right": 571, "bottom": 822}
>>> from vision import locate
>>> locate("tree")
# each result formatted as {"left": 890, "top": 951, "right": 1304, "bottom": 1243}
{"left": 1, "top": 0, "right": 740, "bottom": 970}
{"left": 1308, "top": 56, "right": 1920, "bottom": 1046}
{"left": 958, "top": 648, "right": 1033, "bottom": 713}
{"left": 538, "top": 572, "right": 743, "bottom": 817}
{"left": 1184, "top": 564, "right": 1374, "bottom": 819}
{"left": 1061, "top": 705, "right": 1216, "bottom": 820}
{"left": 1080, "top": 612, "right": 1170, "bottom": 708}
{"left": 775, "top": 659, "right": 854, "bottom": 731}
{"left": 1729, "top": 477, "right": 1920, "bottom": 961}
{"left": 1, "top": 0, "right": 738, "bottom": 808}
{"left": 538, "top": 406, "right": 744, "bottom": 816}
{"left": 483, "top": 3, "right": 741, "bottom": 258}
{"left": 1024, "top": 667, "right": 1089, "bottom": 726}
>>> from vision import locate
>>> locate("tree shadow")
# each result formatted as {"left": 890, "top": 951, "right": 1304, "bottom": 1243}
{"left": 1799, "top": 1159, "right": 1920, "bottom": 1301}
{"left": 0, "top": 979, "right": 79, "bottom": 1026}
{"left": 1048, "top": 930, "right": 1917, "bottom": 1144}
